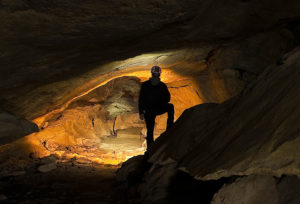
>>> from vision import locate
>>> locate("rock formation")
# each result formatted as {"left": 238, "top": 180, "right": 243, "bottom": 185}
{"left": 0, "top": 110, "right": 38, "bottom": 145}
{"left": 1, "top": 0, "right": 299, "bottom": 119}
{"left": 0, "top": 0, "right": 299, "bottom": 203}
{"left": 212, "top": 175, "right": 300, "bottom": 204}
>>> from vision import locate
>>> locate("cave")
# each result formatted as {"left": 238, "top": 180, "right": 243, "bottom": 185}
{"left": 0, "top": 1, "right": 300, "bottom": 203}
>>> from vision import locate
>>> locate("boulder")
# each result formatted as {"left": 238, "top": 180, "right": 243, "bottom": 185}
{"left": 212, "top": 175, "right": 279, "bottom": 204}
{"left": 116, "top": 155, "right": 146, "bottom": 184}
{"left": 38, "top": 162, "right": 57, "bottom": 173}
{"left": 0, "top": 110, "right": 39, "bottom": 145}
{"left": 138, "top": 163, "right": 178, "bottom": 203}
{"left": 40, "top": 155, "right": 58, "bottom": 164}
{"left": 212, "top": 175, "right": 300, "bottom": 204}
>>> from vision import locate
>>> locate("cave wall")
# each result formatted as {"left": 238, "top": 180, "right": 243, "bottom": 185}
{"left": 0, "top": 1, "right": 299, "bottom": 202}
{"left": 0, "top": 0, "right": 299, "bottom": 121}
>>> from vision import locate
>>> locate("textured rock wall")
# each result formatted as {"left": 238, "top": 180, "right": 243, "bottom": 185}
{"left": 0, "top": 0, "right": 299, "bottom": 120}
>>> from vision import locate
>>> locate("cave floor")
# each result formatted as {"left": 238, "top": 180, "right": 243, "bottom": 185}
{"left": 0, "top": 162, "right": 127, "bottom": 204}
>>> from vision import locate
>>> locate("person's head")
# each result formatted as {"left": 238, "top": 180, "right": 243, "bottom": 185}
{"left": 151, "top": 66, "right": 161, "bottom": 78}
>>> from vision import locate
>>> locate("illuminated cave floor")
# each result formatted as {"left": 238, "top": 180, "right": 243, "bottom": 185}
{"left": 1, "top": 162, "right": 127, "bottom": 204}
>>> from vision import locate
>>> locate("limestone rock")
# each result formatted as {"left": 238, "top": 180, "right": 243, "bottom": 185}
{"left": 0, "top": 110, "right": 38, "bottom": 145}
{"left": 117, "top": 155, "right": 178, "bottom": 203}
{"left": 38, "top": 162, "right": 57, "bottom": 173}
{"left": 75, "top": 157, "right": 92, "bottom": 165}
{"left": 212, "top": 175, "right": 300, "bottom": 204}
{"left": 115, "top": 114, "right": 144, "bottom": 130}
{"left": 210, "top": 30, "right": 295, "bottom": 76}
{"left": 212, "top": 175, "right": 279, "bottom": 204}
{"left": 138, "top": 162, "right": 178, "bottom": 203}
{"left": 116, "top": 155, "right": 145, "bottom": 184}
{"left": 40, "top": 155, "right": 58, "bottom": 164}
{"left": 116, "top": 128, "right": 142, "bottom": 139}
{"left": 0, "top": 194, "right": 7, "bottom": 201}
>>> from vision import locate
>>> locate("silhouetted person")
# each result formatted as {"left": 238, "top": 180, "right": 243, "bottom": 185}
{"left": 138, "top": 66, "right": 174, "bottom": 149}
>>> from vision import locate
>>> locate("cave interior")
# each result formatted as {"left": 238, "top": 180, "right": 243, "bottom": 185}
{"left": 0, "top": 0, "right": 300, "bottom": 203}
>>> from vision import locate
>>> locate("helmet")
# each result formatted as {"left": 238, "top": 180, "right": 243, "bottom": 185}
{"left": 151, "top": 66, "right": 161, "bottom": 76}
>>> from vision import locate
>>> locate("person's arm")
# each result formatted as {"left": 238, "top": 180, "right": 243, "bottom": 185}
{"left": 162, "top": 83, "right": 171, "bottom": 103}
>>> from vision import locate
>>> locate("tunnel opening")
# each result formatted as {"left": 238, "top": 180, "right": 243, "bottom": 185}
{"left": 1, "top": 48, "right": 222, "bottom": 170}
{"left": 0, "top": 47, "right": 243, "bottom": 170}
{"left": 27, "top": 72, "right": 202, "bottom": 166}
{"left": 0, "top": 47, "right": 248, "bottom": 204}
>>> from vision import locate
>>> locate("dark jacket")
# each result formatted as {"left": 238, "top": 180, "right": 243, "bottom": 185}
{"left": 138, "top": 79, "right": 170, "bottom": 114}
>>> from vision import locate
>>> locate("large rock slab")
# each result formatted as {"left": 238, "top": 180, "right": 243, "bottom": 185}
{"left": 212, "top": 175, "right": 300, "bottom": 204}
{"left": 212, "top": 175, "right": 279, "bottom": 204}
{"left": 38, "top": 162, "right": 57, "bottom": 173}
{"left": 0, "top": 110, "right": 38, "bottom": 145}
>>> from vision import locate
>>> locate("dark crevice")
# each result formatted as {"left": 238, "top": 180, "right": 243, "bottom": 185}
{"left": 168, "top": 171, "right": 237, "bottom": 203}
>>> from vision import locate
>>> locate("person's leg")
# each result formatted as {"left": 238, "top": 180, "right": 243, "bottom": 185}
{"left": 155, "top": 103, "right": 175, "bottom": 130}
{"left": 144, "top": 111, "right": 156, "bottom": 148}
{"left": 166, "top": 103, "right": 174, "bottom": 129}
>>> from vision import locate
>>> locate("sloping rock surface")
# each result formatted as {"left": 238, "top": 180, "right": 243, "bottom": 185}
{"left": 0, "top": 110, "right": 38, "bottom": 145}
{"left": 212, "top": 175, "right": 300, "bottom": 204}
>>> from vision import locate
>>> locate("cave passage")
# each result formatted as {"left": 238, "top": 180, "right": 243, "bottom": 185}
{"left": 0, "top": 46, "right": 246, "bottom": 203}
{"left": 1, "top": 0, "right": 299, "bottom": 203}
{"left": 0, "top": 54, "right": 205, "bottom": 202}
{"left": 1, "top": 50, "right": 212, "bottom": 168}
{"left": 27, "top": 73, "right": 202, "bottom": 165}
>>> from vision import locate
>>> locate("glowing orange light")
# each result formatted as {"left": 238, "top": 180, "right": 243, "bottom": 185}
{"left": 24, "top": 63, "right": 202, "bottom": 166}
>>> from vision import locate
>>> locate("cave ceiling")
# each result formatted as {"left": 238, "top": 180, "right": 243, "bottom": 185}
{"left": 0, "top": 0, "right": 299, "bottom": 119}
